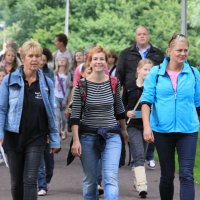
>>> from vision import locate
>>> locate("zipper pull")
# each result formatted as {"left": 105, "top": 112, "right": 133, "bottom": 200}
{"left": 174, "top": 92, "right": 177, "bottom": 99}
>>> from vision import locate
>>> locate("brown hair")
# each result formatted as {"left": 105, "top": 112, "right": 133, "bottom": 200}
{"left": 86, "top": 46, "right": 108, "bottom": 67}
{"left": 107, "top": 49, "right": 118, "bottom": 64}
{"left": 136, "top": 58, "right": 153, "bottom": 78}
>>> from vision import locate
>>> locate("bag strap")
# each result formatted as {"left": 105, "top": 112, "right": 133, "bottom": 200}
{"left": 78, "top": 78, "right": 87, "bottom": 119}
{"left": 57, "top": 74, "right": 66, "bottom": 97}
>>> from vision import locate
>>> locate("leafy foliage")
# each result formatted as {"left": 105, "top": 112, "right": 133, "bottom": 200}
{"left": 0, "top": 0, "right": 200, "bottom": 66}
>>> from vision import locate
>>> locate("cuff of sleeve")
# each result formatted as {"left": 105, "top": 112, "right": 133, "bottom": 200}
{"left": 70, "top": 118, "right": 80, "bottom": 126}
{"left": 115, "top": 112, "right": 126, "bottom": 120}
{"left": 141, "top": 101, "right": 152, "bottom": 108}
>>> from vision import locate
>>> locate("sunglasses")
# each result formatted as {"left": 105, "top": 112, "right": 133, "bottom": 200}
{"left": 168, "top": 34, "right": 186, "bottom": 47}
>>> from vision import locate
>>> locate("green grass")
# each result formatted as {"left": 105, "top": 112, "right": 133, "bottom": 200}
{"left": 154, "top": 136, "right": 200, "bottom": 184}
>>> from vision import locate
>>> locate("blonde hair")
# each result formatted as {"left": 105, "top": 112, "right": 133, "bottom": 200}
{"left": 55, "top": 57, "right": 69, "bottom": 75}
{"left": 2, "top": 47, "right": 18, "bottom": 69}
{"left": 136, "top": 58, "right": 153, "bottom": 78}
{"left": 20, "top": 40, "right": 43, "bottom": 60}
{"left": 168, "top": 33, "right": 189, "bottom": 48}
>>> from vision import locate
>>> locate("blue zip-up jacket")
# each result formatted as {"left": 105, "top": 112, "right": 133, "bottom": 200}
{"left": 142, "top": 57, "right": 200, "bottom": 133}
{"left": 0, "top": 67, "right": 60, "bottom": 148}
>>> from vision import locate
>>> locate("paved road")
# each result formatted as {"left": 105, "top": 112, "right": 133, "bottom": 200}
{"left": 0, "top": 134, "right": 199, "bottom": 200}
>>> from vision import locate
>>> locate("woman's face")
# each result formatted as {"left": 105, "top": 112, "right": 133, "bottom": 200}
{"left": 90, "top": 52, "right": 107, "bottom": 72}
{"left": 23, "top": 50, "right": 42, "bottom": 72}
{"left": 168, "top": 41, "right": 188, "bottom": 65}
{"left": 5, "top": 51, "right": 15, "bottom": 64}
{"left": 137, "top": 63, "right": 152, "bottom": 80}
{"left": 75, "top": 52, "right": 84, "bottom": 64}
{"left": 40, "top": 54, "right": 47, "bottom": 68}
{"left": 107, "top": 55, "right": 115, "bottom": 66}
{"left": 58, "top": 58, "right": 68, "bottom": 67}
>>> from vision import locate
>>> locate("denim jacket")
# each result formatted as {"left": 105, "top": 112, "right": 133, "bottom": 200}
{"left": 0, "top": 67, "right": 60, "bottom": 148}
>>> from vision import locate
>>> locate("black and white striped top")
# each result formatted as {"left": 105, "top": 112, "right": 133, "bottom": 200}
{"left": 70, "top": 79, "right": 125, "bottom": 128}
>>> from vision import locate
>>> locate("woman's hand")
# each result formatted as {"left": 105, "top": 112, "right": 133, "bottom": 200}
{"left": 121, "top": 129, "right": 129, "bottom": 143}
{"left": 71, "top": 140, "right": 82, "bottom": 157}
{"left": 127, "top": 110, "right": 135, "bottom": 118}
{"left": 50, "top": 148, "right": 61, "bottom": 154}
{"left": 143, "top": 126, "right": 154, "bottom": 143}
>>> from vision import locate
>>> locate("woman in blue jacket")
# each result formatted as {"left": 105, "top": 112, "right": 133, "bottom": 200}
{"left": 0, "top": 40, "right": 60, "bottom": 200}
{"left": 141, "top": 34, "right": 200, "bottom": 200}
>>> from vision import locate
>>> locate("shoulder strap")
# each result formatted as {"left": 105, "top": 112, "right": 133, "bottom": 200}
{"left": 190, "top": 66, "right": 196, "bottom": 79}
{"left": 110, "top": 76, "right": 118, "bottom": 95}
{"left": 43, "top": 73, "right": 50, "bottom": 96}
{"left": 155, "top": 65, "right": 161, "bottom": 85}
{"left": 78, "top": 78, "right": 87, "bottom": 108}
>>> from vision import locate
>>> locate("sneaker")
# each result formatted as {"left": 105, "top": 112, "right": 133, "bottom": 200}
{"left": 38, "top": 189, "right": 47, "bottom": 196}
{"left": 98, "top": 185, "right": 104, "bottom": 196}
{"left": 147, "top": 160, "right": 156, "bottom": 169}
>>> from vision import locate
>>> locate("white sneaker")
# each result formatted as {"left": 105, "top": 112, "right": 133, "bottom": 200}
{"left": 38, "top": 189, "right": 47, "bottom": 196}
{"left": 147, "top": 160, "right": 156, "bottom": 169}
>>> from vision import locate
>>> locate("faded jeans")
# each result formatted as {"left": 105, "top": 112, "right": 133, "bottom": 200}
{"left": 128, "top": 127, "right": 147, "bottom": 167}
{"left": 80, "top": 133, "right": 121, "bottom": 200}
{"left": 7, "top": 146, "right": 45, "bottom": 200}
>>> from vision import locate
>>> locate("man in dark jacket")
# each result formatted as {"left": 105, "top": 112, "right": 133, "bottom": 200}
{"left": 116, "top": 25, "right": 164, "bottom": 170}
{"left": 116, "top": 25, "right": 164, "bottom": 92}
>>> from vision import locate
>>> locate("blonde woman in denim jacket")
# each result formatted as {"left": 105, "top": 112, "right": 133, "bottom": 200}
{"left": 0, "top": 40, "right": 60, "bottom": 200}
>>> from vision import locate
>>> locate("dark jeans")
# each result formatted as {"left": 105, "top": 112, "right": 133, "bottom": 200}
{"left": 7, "top": 146, "right": 45, "bottom": 200}
{"left": 154, "top": 132, "right": 198, "bottom": 200}
{"left": 38, "top": 144, "right": 54, "bottom": 191}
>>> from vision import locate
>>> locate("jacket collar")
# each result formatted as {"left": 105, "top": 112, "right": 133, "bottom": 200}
{"left": 8, "top": 66, "right": 42, "bottom": 86}
{"left": 158, "top": 57, "right": 191, "bottom": 76}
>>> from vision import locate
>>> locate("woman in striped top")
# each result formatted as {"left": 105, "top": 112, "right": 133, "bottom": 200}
{"left": 70, "top": 46, "right": 128, "bottom": 200}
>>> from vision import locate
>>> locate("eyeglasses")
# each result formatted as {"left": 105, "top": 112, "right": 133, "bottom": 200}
{"left": 168, "top": 34, "right": 186, "bottom": 47}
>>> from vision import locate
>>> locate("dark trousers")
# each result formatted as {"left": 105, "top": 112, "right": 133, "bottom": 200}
{"left": 38, "top": 144, "right": 54, "bottom": 190}
{"left": 146, "top": 142, "right": 155, "bottom": 161}
{"left": 7, "top": 146, "right": 45, "bottom": 200}
{"left": 154, "top": 132, "right": 198, "bottom": 200}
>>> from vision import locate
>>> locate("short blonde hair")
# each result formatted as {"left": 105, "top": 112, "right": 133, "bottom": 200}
{"left": 20, "top": 40, "right": 43, "bottom": 60}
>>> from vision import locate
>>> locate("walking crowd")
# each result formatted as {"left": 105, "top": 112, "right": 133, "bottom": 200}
{"left": 0, "top": 25, "right": 199, "bottom": 200}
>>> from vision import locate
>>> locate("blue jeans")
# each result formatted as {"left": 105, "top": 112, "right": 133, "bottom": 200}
{"left": 97, "top": 159, "right": 102, "bottom": 185}
{"left": 154, "top": 132, "right": 198, "bottom": 200}
{"left": 80, "top": 134, "right": 121, "bottom": 200}
{"left": 7, "top": 145, "right": 45, "bottom": 200}
{"left": 37, "top": 144, "right": 54, "bottom": 191}
{"left": 55, "top": 97, "right": 67, "bottom": 132}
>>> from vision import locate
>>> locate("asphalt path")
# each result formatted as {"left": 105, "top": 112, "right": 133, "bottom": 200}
{"left": 0, "top": 134, "right": 199, "bottom": 200}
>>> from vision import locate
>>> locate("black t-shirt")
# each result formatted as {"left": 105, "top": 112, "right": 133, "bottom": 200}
{"left": 4, "top": 74, "right": 49, "bottom": 152}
